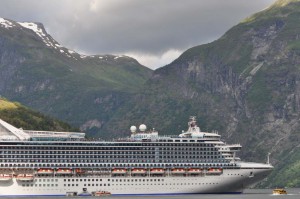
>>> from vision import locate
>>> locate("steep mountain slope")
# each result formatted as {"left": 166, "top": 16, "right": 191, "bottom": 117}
{"left": 104, "top": 0, "right": 300, "bottom": 187}
{"left": 0, "top": 18, "right": 152, "bottom": 134}
{"left": 0, "top": 98, "right": 76, "bottom": 131}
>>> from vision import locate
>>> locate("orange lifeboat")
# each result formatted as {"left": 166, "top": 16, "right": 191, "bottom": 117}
{"left": 150, "top": 168, "right": 165, "bottom": 174}
{"left": 131, "top": 168, "right": 147, "bottom": 174}
{"left": 75, "top": 168, "right": 84, "bottom": 174}
{"left": 92, "top": 191, "right": 111, "bottom": 196}
{"left": 171, "top": 168, "right": 186, "bottom": 174}
{"left": 207, "top": 168, "right": 223, "bottom": 175}
{"left": 37, "top": 168, "right": 54, "bottom": 175}
{"left": 111, "top": 168, "right": 127, "bottom": 174}
{"left": 187, "top": 168, "right": 203, "bottom": 174}
{"left": 0, "top": 174, "right": 12, "bottom": 182}
{"left": 16, "top": 174, "right": 34, "bottom": 182}
{"left": 56, "top": 168, "right": 72, "bottom": 175}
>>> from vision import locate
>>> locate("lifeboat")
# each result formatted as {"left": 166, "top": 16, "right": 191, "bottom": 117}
{"left": 0, "top": 174, "right": 12, "bottom": 182}
{"left": 207, "top": 168, "right": 223, "bottom": 175}
{"left": 111, "top": 168, "right": 127, "bottom": 174}
{"left": 187, "top": 168, "right": 203, "bottom": 174}
{"left": 272, "top": 188, "right": 287, "bottom": 195}
{"left": 56, "top": 168, "right": 72, "bottom": 175}
{"left": 16, "top": 174, "right": 34, "bottom": 182}
{"left": 171, "top": 168, "right": 186, "bottom": 174}
{"left": 75, "top": 168, "right": 84, "bottom": 174}
{"left": 37, "top": 168, "right": 54, "bottom": 175}
{"left": 150, "top": 168, "right": 165, "bottom": 174}
{"left": 131, "top": 168, "right": 147, "bottom": 174}
{"left": 92, "top": 191, "right": 111, "bottom": 196}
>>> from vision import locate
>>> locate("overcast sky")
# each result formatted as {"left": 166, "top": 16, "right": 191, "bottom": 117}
{"left": 0, "top": 0, "right": 277, "bottom": 69}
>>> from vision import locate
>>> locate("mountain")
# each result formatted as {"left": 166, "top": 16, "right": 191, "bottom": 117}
{"left": 2, "top": 0, "right": 300, "bottom": 187}
{"left": 0, "top": 97, "right": 76, "bottom": 131}
{"left": 102, "top": 0, "right": 300, "bottom": 187}
{"left": 0, "top": 18, "right": 152, "bottom": 135}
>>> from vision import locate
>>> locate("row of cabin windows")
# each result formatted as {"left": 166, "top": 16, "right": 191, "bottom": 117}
{"left": 0, "top": 143, "right": 215, "bottom": 148}
{"left": 0, "top": 160, "right": 232, "bottom": 168}
{"left": 0, "top": 151, "right": 221, "bottom": 159}
{"left": 0, "top": 154, "right": 223, "bottom": 160}
{"left": 0, "top": 147, "right": 219, "bottom": 154}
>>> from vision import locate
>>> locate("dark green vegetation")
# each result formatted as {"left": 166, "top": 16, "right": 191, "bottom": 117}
{"left": 0, "top": 20, "right": 152, "bottom": 135}
{"left": 1, "top": 0, "right": 300, "bottom": 188}
{"left": 0, "top": 98, "right": 76, "bottom": 131}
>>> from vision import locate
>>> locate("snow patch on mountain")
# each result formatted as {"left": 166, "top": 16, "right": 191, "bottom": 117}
{"left": 0, "top": 18, "right": 14, "bottom": 29}
{"left": 2, "top": 18, "right": 132, "bottom": 62}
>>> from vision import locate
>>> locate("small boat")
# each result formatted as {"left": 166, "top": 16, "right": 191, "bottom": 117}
{"left": 92, "top": 191, "right": 111, "bottom": 196}
{"left": 272, "top": 188, "right": 287, "bottom": 195}
{"left": 171, "top": 168, "right": 186, "bottom": 174}
{"left": 150, "top": 168, "right": 165, "bottom": 174}
{"left": 187, "top": 168, "right": 203, "bottom": 174}
{"left": 56, "top": 168, "right": 72, "bottom": 175}
{"left": 37, "top": 168, "right": 54, "bottom": 175}
{"left": 16, "top": 174, "right": 34, "bottom": 182}
{"left": 0, "top": 174, "right": 12, "bottom": 182}
{"left": 111, "top": 168, "right": 127, "bottom": 174}
{"left": 131, "top": 168, "right": 146, "bottom": 174}
{"left": 207, "top": 168, "right": 223, "bottom": 175}
{"left": 75, "top": 168, "right": 84, "bottom": 174}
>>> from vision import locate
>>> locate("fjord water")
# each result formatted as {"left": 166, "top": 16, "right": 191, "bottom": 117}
{"left": 7, "top": 189, "right": 300, "bottom": 199}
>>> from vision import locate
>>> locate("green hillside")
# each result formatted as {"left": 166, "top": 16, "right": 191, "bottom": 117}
{"left": 0, "top": 98, "right": 76, "bottom": 131}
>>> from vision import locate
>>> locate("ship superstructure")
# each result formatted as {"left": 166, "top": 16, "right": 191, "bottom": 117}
{"left": 0, "top": 117, "right": 273, "bottom": 196}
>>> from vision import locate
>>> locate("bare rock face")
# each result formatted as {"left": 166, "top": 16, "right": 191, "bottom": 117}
{"left": 102, "top": 0, "right": 300, "bottom": 187}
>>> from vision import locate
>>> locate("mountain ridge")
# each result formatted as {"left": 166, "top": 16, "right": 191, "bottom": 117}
{"left": 0, "top": 17, "right": 152, "bottom": 133}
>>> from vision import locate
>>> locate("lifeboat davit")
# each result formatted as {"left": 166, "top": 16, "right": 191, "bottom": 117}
{"left": 171, "top": 168, "right": 186, "bottom": 174}
{"left": 207, "top": 168, "right": 223, "bottom": 174}
{"left": 187, "top": 168, "right": 203, "bottom": 174}
{"left": 56, "top": 168, "right": 72, "bottom": 175}
{"left": 16, "top": 174, "right": 34, "bottom": 182}
{"left": 111, "top": 168, "right": 127, "bottom": 174}
{"left": 131, "top": 168, "right": 147, "bottom": 174}
{"left": 150, "top": 168, "right": 165, "bottom": 174}
{"left": 37, "top": 168, "right": 54, "bottom": 175}
{"left": 0, "top": 174, "right": 12, "bottom": 182}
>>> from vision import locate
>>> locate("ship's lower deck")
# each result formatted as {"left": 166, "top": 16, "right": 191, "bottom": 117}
{"left": 0, "top": 168, "right": 272, "bottom": 196}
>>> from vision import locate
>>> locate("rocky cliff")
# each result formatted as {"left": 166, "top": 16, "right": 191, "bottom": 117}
{"left": 103, "top": 0, "right": 300, "bottom": 187}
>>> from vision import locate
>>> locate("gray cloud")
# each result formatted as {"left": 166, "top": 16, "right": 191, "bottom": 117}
{"left": 0, "top": 0, "right": 277, "bottom": 68}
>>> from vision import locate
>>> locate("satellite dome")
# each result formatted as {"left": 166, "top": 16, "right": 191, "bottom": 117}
{"left": 139, "top": 124, "right": 147, "bottom": 132}
{"left": 130, "top": 126, "right": 137, "bottom": 133}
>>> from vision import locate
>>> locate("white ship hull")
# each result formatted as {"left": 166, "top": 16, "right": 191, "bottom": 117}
{"left": 0, "top": 168, "right": 271, "bottom": 196}
{"left": 0, "top": 117, "right": 273, "bottom": 196}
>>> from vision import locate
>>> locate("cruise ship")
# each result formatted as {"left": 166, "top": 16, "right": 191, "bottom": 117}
{"left": 0, "top": 117, "right": 273, "bottom": 196}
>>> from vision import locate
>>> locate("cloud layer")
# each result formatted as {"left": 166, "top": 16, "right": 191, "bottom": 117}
{"left": 0, "top": 0, "right": 276, "bottom": 69}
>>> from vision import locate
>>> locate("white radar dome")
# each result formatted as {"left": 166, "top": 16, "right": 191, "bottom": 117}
{"left": 130, "top": 126, "right": 137, "bottom": 133}
{"left": 139, "top": 124, "right": 147, "bottom": 132}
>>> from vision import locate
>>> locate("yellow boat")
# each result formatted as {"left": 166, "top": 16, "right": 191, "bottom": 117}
{"left": 272, "top": 188, "right": 287, "bottom": 195}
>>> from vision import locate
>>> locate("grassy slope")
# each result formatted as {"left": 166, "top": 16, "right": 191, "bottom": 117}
{"left": 0, "top": 98, "right": 77, "bottom": 131}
